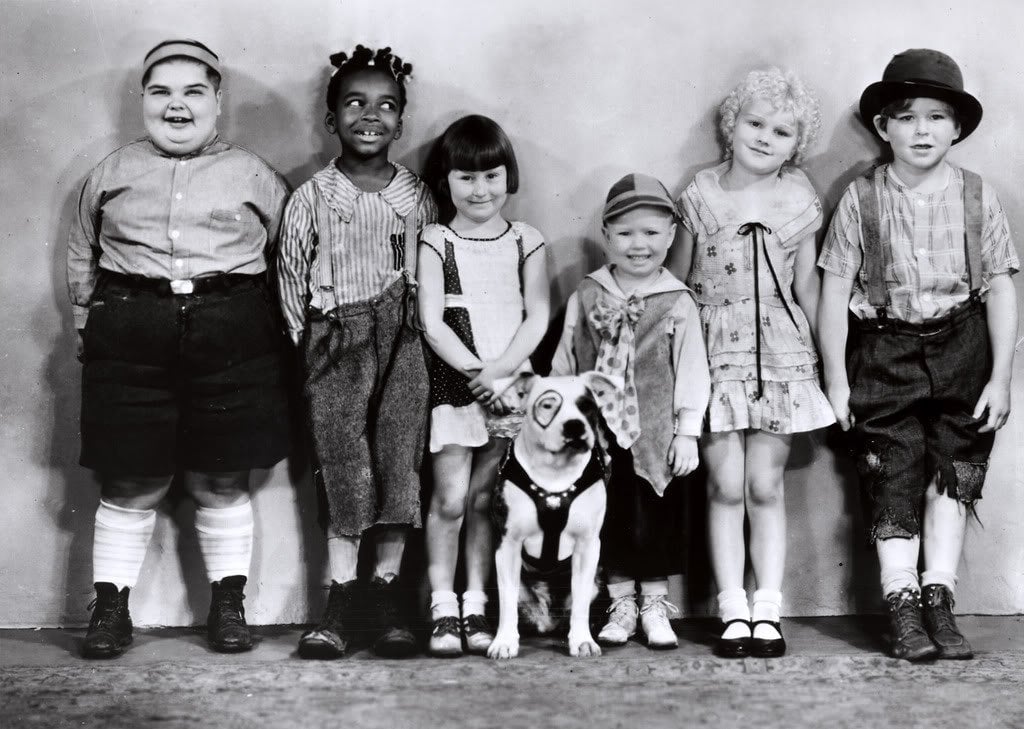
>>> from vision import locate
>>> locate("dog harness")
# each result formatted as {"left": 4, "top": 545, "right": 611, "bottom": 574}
{"left": 497, "top": 444, "right": 606, "bottom": 574}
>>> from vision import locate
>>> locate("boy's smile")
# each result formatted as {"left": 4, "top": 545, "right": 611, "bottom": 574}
{"left": 143, "top": 60, "right": 221, "bottom": 156}
{"left": 328, "top": 69, "right": 402, "bottom": 160}
{"left": 603, "top": 206, "right": 676, "bottom": 289}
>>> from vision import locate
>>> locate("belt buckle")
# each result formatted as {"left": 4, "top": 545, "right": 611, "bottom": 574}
{"left": 170, "top": 279, "right": 194, "bottom": 295}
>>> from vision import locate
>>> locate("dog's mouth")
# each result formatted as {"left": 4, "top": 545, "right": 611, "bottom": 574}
{"left": 562, "top": 436, "right": 592, "bottom": 453}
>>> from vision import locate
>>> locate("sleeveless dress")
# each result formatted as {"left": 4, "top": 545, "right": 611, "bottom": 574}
{"left": 678, "top": 162, "right": 835, "bottom": 434}
{"left": 420, "top": 221, "right": 545, "bottom": 452}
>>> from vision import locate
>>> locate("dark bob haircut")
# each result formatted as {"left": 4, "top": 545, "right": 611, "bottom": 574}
{"left": 424, "top": 114, "right": 520, "bottom": 224}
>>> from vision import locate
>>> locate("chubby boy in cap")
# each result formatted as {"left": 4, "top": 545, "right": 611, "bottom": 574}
{"left": 818, "top": 49, "right": 1019, "bottom": 661}
{"left": 550, "top": 173, "right": 709, "bottom": 650}
{"left": 67, "top": 39, "right": 290, "bottom": 657}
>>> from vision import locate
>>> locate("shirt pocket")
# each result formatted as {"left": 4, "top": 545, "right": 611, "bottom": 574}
{"left": 208, "top": 207, "right": 261, "bottom": 255}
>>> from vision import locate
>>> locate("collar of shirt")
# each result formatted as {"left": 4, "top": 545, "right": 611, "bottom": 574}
{"left": 885, "top": 162, "right": 953, "bottom": 194}
{"left": 586, "top": 265, "right": 688, "bottom": 300}
{"left": 142, "top": 134, "right": 225, "bottom": 160}
{"left": 312, "top": 160, "right": 419, "bottom": 223}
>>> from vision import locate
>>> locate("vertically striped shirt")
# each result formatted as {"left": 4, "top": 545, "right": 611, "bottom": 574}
{"left": 818, "top": 164, "right": 1018, "bottom": 323}
{"left": 277, "top": 161, "right": 438, "bottom": 343}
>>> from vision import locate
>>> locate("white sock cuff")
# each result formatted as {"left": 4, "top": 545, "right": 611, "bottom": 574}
{"left": 921, "top": 570, "right": 957, "bottom": 593}
{"left": 639, "top": 579, "right": 669, "bottom": 597}
{"left": 881, "top": 567, "right": 920, "bottom": 597}
{"left": 717, "top": 588, "right": 750, "bottom": 622}
{"left": 430, "top": 590, "right": 458, "bottom": 608}
{"left": 752, "top": 589, "right": 782, "bottom": 607}
{"left": 195, "top": 501, "right": 253, "bottom": 534}
{"left": 461, "top": 590, "right": 487, "bottom": 605}
{"left": 96, "top": 500, "right": 156, "bottom": 529}
{"left": 606, "top": 579, "right": 637, "bottom": 600}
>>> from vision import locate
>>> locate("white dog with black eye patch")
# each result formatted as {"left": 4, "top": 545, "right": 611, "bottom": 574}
{"left": 487, "top": 372, "right": 621, "bottom": 660}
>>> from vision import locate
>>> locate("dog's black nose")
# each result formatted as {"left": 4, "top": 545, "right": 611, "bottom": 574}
{"left": 562, "top": 419, "right": 586, "bottom": 440}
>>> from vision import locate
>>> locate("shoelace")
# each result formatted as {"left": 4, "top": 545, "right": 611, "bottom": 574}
{"left": 316, "top": 585, "right": 350, "bottom": 631}
{"left": 888, "top": 589, "right": 927, "bottom": 635}
{"left": 432, "top": 615, "right": 460, "bottom": 637}
{"left": 461, "top": 613, "right": 492, "bottom": 637}
{"left": 640, "top": 596, "right": 680, "bottom": 620}
{"left": 214, "top": 590, "right": 246, "bottom": 626}
{"left": 606, "top": 596, "right": 639, "bottom": 622}
{"left": 86, "top": 595, "right": 125, "bottom": 631}
{"left": 924, "top": 588, "right": 959, "bottom": 634}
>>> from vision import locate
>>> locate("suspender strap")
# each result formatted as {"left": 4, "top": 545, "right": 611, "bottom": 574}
{"left": 402, "top": 191, "right": 419, "bottom": 280}
{"left": 962, "top": 169, "right": 984, "bottom": 295}
{"left": 855, "top": 166, "right": 888, "bottom": 315}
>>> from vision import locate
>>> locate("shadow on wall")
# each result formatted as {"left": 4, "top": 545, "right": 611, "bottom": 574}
{"left": 37, "top": 65, "right": 326, "bottom": 626}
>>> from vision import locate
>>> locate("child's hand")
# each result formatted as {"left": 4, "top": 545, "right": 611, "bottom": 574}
{"left": 76, "top": 329, "right": 85, "bottom": 363}
{"left": 827, "top": 384, "right": 855, "bottom": 432}
{"left": 469, "top": 361, "right": 514, "bottom": 404}
{"left": 668, "top": 434, "right": 699, "bottom": 477}
{"left": 973, "top": 379, "right": 1011, "bottom": 433}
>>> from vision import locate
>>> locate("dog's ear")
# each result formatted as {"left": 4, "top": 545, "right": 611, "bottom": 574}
{"left": 494, "top": 372, "right": 538, "bottom": 401}
{"left": 580, "top": 371, "right": 624, "bottom": 399}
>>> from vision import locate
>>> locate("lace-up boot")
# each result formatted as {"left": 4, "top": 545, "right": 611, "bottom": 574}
{"left": 639, "top": 594, "right": 679, "bottom": 649}
{"left": 298, "top": 580, "right": 358, "bottom": 659}
{"left": 82, "top": 582, "right": 133, "bottom": 659}
{"left": 922, "top": 584, "right": 973, "bottom": 659}
{"left": 597, "top": 595, "right": 638, "bottom": 646}
{"left": 369, "top": 576, "right": 418, "bottom": 658}
{"left": 886, "top": 587, "right": 939, "bottom": 662}
{"left": 207, "top": 575, "right": 253, "bottom": 652}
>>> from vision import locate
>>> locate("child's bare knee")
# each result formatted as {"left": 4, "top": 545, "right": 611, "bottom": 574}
{"left": 745, "top": 477, "right": 783, "bottom": 507}
{"left": 708, "top": 480, "right": 744, "bottom": 507}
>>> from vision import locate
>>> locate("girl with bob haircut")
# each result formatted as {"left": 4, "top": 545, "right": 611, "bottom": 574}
{"left": 419, "top": 114, "right": 548, "bottom": 657}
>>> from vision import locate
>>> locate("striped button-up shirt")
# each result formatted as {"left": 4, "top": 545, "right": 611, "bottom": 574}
{"left": 67, "top": 137, "right": 289, "bottom": 329}
{"left": 276, "top": 161, "right": 437, "bottom": 343}
{"left": 818, "top": 164, "right": 1018, "bottom": 323}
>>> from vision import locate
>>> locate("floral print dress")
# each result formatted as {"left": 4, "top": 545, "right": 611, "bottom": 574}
{"left": 678, "top": 162, "right": 835, "bottom": 434}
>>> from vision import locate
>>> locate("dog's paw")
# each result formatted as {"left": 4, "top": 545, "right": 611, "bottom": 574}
{"left": 568, "top": 631, "right": 601, "bottom": 658}
{"left": 487, "top": 633, "right": 520, "bottom": 660}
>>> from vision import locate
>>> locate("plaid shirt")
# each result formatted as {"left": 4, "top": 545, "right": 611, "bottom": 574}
{"left": 818, "top": 164, "right": 1018, "bottom": 323}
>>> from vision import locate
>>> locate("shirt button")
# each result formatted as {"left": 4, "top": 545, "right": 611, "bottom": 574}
{"left": 169, "top": 230, "right": 180, "bottom": 240}
{"left": 916, "top": 198, "right": 925, "bottom": 207}
{"left": 175, "top": 193, "right": 183, "bottom": 200}
{"left": 917, "top": 247, "right": 927, "bottom": 257}
{"left": 179, "top": 160, "right": 187, "bottom": 166}
{"left": 175, "top": 259, "right": 184, "bottom": 268}
{"left": 234, "top": 214, "right": 241, "bottom": 221}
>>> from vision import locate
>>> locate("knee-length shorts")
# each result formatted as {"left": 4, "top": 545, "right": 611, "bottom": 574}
{"left": 848, "top": 300, "right": 994, "bottom": 542}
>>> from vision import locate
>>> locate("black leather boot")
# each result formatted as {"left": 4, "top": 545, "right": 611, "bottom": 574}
{"left": 298, "top": 580, "right": 358, "bottom": 659}
{"left": 207, "top": 575, "right": 253, "bottom": 652}
{"left": 369, "top": 576, "right": 418, "bottom": 658}
{"left": 82, "top": 582, "right": 133, "bottom": 659}
{"left": 922, "top": 584, "right": 973, "bottom": 659}
{"left": 886, "top": 587, "right": 939, "bottom": 662}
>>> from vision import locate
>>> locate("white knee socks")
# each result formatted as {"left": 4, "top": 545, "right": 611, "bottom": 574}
{"left": 195, "top": 501, "right": 253, "bottom": 583}
{"left": 93, "top": 500, "right": 157, "bottom": 590}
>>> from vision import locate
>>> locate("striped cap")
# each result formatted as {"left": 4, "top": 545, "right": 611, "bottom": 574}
{"left": 602, "top": 173, "right": 678, "bottom": 224}
{"left": 142, "top": 39, "right": 221, "bottom": 80}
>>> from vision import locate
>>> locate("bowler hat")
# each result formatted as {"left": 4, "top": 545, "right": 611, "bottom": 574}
{"left": 859, "top": 49, "right": 982, "bottom": 144}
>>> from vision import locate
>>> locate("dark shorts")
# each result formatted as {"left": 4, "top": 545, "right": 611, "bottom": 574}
{"left": 302, "top": 277, "right": 429, "bottom": 536}
{"left": 601, "top": 443, "right": 686, "bottom": 580}
{"left": 80, "top": 272, "right": 290, "bottom": 477}
{"left": 848, "top": 299, "right": 994, "bottom": 542}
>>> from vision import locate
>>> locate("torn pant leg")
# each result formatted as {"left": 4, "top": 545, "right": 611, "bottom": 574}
{"left": 855, "top": 416, "right": 929, "bottom": 543}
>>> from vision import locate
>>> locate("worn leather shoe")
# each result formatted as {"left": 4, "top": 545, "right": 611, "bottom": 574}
{"left": 298, "top": 580, "right": 358, "bottom": 659}
{"left": 922, "top": 584, "right": 973, "bottom": 660}
{"left": 886, "top": 588, "right": 939, "bottom": 662}
{"left": 82, "top": 582, "right": 133, "bottom": 659}
{"left": 369, "top": 576, "right": 418, "bottom": 658}
{"left": 207, "top": 575, "right": 253, "bottom": 653}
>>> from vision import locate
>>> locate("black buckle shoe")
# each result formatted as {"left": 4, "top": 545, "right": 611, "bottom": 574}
{"left": 922, "top": 585, "right": 973, "bottom": 660}
{"left": 207, "top": 575, "right": 253, "bottom": 653}
{"left": 713, "top": 618, "right": 751, "bottom": 658}
{"left": 298, "top": 580, "right": 357, "bottom": 660}
{"left": 369, "top": 576, "right": 418, "bottom": 658}
{"left": 750, "top": 620, "right": 787, "bottom": 658}
{"left": 82, "top": 582, "right": 133, "bottom": 659}
{"left": 886, "top": 588, "right": 939, "bottom": 662}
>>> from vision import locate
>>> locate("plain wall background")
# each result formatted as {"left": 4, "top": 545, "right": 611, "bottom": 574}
{"left": 1, "top": 0, "right": 1021, "bottom": 627}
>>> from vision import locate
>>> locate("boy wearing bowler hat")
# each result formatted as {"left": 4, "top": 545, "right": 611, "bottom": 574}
{"left": 818, "top": 50, "right": 1018, "bottom": 661}
{"left": 67, "top": 39, "right": 290, "bottom": 658}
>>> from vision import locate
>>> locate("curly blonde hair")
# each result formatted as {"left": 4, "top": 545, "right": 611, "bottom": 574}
{"left": 718, "top": 67, "right": 821, "bottom": 165}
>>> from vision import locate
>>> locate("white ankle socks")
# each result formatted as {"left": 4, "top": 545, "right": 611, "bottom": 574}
{"left": 93, "top": 500, "right": 157, "bottom": 590}
{"left": 195, "top": 501, "right": 253, "bottom": 583}
{"left": 461, "top": 589, "right": 487, "bottom": 617}
{"left": 639, "top": 580, "right": 669, "bottom": 597}
{"left": 881, "top": 566, "right": 921, "bottom": 597}
{"left": 921, "top": 570, "right": 957, "bottom": 594}
{"left": 717, "top": 588, "right": 751, "bottom": 639}
{"left": 430, "top": 590, "right": 459, "bottom": 620}
{"left": 607, "top": 579, "right": 637, "bottom": 600}
{"left": 751, "top": 589, "right": 782, "bottom": 640}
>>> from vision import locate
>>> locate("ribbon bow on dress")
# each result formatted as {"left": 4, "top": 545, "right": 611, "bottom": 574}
{"left": 588, "top": 293, "right": 646, "bottom": 448}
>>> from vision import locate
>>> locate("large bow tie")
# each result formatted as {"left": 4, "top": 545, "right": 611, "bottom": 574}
{"left": 587, "top": 293, "right": 646, "bottom": 449}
